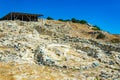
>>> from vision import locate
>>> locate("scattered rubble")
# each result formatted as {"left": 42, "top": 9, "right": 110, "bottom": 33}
{"left": 0, "top": 20, "right": 120, "bottom": 80}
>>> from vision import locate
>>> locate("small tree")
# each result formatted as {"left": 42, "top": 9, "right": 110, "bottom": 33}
{"left": 58, "top": 19, "right": 64, "bottom": 21}
{"left": 65, "top": 19, "right": 71, "bottom": 22}
{"left": 71, "top": 18, "right": 77, "bottom": 23}
{"left": 71, "top": 18, "right": 88, "bottom": 24}
{"left": 79, "top": 20, "right": 87, "bottom": 24}
{"left": 47, "top": 17, "right": 54, "bottom": 20}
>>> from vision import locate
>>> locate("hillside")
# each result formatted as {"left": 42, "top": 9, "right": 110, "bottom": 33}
{"left": 0, "top": 20, "right": 120, "bottom": 80}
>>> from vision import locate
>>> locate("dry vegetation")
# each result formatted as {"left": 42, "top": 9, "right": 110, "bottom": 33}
{"left": 0, "top": 20, "right": 119, "bottom": 80}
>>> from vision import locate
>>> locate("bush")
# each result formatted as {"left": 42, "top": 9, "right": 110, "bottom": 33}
{"left": 79, "top": 20, "right": 87, "bottom": 24}
{"left": 47, "top": 17, "right": 54, "bottom": 20}
{"left": 59, "top": 18, "right": 88, "bottom": 24}
{"left": 96, "top": 32, "right": 105, "bottom": 39}
{"left": 71, "top": 18, "right": 77, "bottom": 23}
{"left": 58, "top": 19, "right": 64, "bottom": 21}
{"left": 58, "top": 19, "right": 71, "bottom": 22}
{"left": 71, "top": 18, "right": 88, "bottom": 24}
{"left": 92, "top": 25, "right": 101, "bottom": 30}
{"left": 65, "top": 19, "right": 71, "bottom": 22}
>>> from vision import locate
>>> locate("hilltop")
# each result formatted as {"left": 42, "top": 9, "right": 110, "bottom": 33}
{"left": 0, "top": 20, "right": 120, "bottom": 80}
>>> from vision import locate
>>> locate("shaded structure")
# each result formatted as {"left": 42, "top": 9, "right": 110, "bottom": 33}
{"left": 0, "top": 12, "right": 43, "bottom": 21}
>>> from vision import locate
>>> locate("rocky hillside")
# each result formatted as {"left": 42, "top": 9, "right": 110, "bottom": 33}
{"left": 0, "top": 20, "right": 120, "bottom": 80}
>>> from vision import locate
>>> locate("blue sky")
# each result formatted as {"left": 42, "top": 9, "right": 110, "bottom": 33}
{"left": 0, "top": 0, "right": 120, "bottom": 34}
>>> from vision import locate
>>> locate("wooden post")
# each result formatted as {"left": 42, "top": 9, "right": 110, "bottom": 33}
{"left": 12, "top": 14, "right": 16, "bottom": 20}
{"left": 27, "top": 15, "right": 31, "bottom": 21}
{"left": 34, "top": 16, "right": 36, "bottom": 21}
{"left": 13, "top": 14, "right": 15, "bottom": 20}
{"left": 11, "top": 13, "right": 12, "bottom": 20}
{"left": 36, "top": 16, "right": 37, "bottom": 21}
{"left": 22, "top": 15, "right": 23, "bottom": 21}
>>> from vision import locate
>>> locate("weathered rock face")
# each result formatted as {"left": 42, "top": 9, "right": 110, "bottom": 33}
{"left": 0, "top": 20, "right": 120, "bottom": 80}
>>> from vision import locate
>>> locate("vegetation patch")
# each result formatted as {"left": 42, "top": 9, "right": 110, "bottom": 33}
{"left": 92, "top": 25, "right": 101, "bottom": 30}
{"left": 47, "top": 17, "right": 54, "bottom": 20}
{"left": 111, "top": 38, "right": 120, "bottom": 43}
{"left": 57, "top": 18, "right": 88, "bottom": 24}
{"left": 96, "top": 32, "right": 105, "bottom": 39}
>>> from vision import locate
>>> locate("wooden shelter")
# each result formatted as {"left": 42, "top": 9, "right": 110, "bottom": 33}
{"left": 0, "top": 12, "right": 43, "bottom": 21}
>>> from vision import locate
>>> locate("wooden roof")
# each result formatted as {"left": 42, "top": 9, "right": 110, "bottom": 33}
{"left": 0, "top": 12, "right": 43, "bottom": 20}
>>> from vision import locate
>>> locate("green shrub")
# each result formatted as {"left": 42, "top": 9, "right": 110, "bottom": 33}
{"left": 58, "top": 18, "right": 88, "bottom": 24}
{"left": 79, "top": 20, "right": 87, "bottom": 24}
{"left": 65, "top": 19, "right": 71, "bottom": 22}
{"left": 47, "top": 17, "right": 54, "bottom": 20}
{"left": 58, "top": 19, "right": 70, "bottom": 22}
{"left": 58, "top": 19, "right": 64, "bottom": 21}
{"left": 71, "top": 18, "right": 77, "bottom": 23}
{"left": 71, "top": 18, "right": 88, "bottom": 24}
{"left": 96, "top": 32, "right": 105, "bottom": 39}
{"left": 92, "top": 25, "right": 101, "bottom": 30}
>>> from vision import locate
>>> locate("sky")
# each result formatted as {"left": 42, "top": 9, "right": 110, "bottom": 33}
{"left": 0, "top": 0, "right": 120, "bottom": 34}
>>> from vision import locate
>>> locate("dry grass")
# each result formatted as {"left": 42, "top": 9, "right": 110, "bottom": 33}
{"left": 0, "top": 62, "right": 83, "bottom": 80}
{"left": 0, "top": 34, "right": 5, "bottom": 38}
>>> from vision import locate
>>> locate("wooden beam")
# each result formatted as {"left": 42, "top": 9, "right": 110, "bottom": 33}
{"left": 11, "top": 13, "right": 12, "bottom": 20}
{"left": 22, "top": 15, "right": 23, "bottom": 21}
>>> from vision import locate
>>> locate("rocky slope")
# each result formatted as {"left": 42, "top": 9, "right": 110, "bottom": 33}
{"left": 0, "top": 20, "right": 120, "bottom": 80}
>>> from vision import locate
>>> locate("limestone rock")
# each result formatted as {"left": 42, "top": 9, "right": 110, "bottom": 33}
{"left": 0, "top": 20, "right": 119, "bottom": 80}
